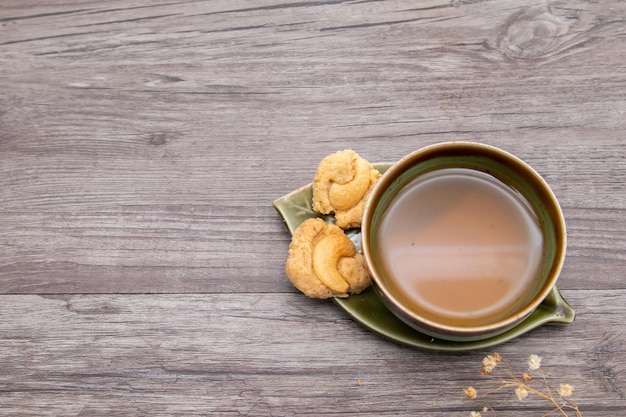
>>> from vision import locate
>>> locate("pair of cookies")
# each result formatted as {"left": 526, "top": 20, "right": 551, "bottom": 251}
{"left": 285, "top": 150, "right": 381, "bottom": 299}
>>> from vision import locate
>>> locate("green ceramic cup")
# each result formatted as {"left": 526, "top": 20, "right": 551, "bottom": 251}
{"left": 361, "top": 142, "right": 567, "bottom": 342}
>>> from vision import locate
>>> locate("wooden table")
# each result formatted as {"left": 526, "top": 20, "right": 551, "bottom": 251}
{"left": 1, "top": 1, "right": 624, "bottom": 416}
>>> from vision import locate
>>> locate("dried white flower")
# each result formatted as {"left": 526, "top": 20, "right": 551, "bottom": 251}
{"left": 528, "top": 354, "right": 542, "bottom": 371}
{"left": 482, "top": 354, "right": 499, "bottom": 374}
{"left": 558, "top": 383, "right": 574, "bottom": 398}
{"left": 515, "top": 386, "right": 529, "bottom": 401}
{"left": 464, "top": 354, "right": 582, "bottom": 416}
{"left": 464, "top": 386, "right": 477, "bottom": 399}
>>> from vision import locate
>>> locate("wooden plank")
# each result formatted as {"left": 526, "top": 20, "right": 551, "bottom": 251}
{"left": 1, "top": 1, "right": 625, "bottom": 294}
{"left": 1, "top": 134, "right": 624, "bottom": 293}
{"left": 0, "top": 290, "right": 623, "bottom": 416}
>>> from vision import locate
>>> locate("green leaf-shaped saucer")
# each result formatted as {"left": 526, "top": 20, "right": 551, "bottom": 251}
{"left": 273, "top": 164, "right": 575, "bottom": 351}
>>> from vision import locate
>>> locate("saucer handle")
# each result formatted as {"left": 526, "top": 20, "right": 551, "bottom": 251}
{"left": 541, "top": 285, "right": 576, "bottom": 325}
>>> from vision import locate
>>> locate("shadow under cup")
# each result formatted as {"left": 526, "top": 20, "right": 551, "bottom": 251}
{"left": 362, "top": 142, "right": 566, "bottom": 342}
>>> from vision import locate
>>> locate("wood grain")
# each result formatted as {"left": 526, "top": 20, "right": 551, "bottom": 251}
{"left": 0, "top": 291, "right": 624, "bottom": 416}
{"left": 1, "top": 0, "right": 625, "bottom": 415}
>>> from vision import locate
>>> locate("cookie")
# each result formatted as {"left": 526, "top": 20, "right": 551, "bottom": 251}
{"left": 312, "top": 149, "right": 380, "bottom": 229}
{"left": 285, "top": 218, "right": 370, "bottom": 299}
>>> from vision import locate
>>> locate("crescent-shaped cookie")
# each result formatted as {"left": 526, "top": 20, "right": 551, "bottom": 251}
{"left": 285, "top": 218, "right": 370, "bottom": 299}
{"left": 312, "top": 149, "right": 380, "bottom": 229}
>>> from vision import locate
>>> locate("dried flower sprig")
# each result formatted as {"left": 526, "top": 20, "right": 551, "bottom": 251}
{"left": 464, "top": 353, "right": 582, "bottom": 417}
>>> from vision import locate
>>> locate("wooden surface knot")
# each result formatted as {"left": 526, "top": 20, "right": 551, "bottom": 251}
{"left": 497, "top": 6, "right": 570, "bottom": 60}
{"left": 148, "top": 132, "right": 176, "bottom": 146}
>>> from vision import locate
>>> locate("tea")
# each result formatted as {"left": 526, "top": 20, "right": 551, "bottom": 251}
{"left": 377, "top": 168, "right": 544, "bottom": 327}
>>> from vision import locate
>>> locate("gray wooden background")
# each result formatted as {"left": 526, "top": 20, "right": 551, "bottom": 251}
{"left": 1, "top": 1, "right": 625, "bottom": 416}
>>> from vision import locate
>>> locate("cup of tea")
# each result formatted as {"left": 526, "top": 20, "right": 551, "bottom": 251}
{"left": 361, "top": 142, "right": 567, "bottom": 341}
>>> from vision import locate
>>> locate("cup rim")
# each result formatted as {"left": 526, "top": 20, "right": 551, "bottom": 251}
{"left": 361, "top": 141, "right": 567, "bottom": 339}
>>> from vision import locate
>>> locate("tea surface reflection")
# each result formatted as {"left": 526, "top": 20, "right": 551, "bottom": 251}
{"left": 377, "top": 168, "right": 544, "bottom": 327}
